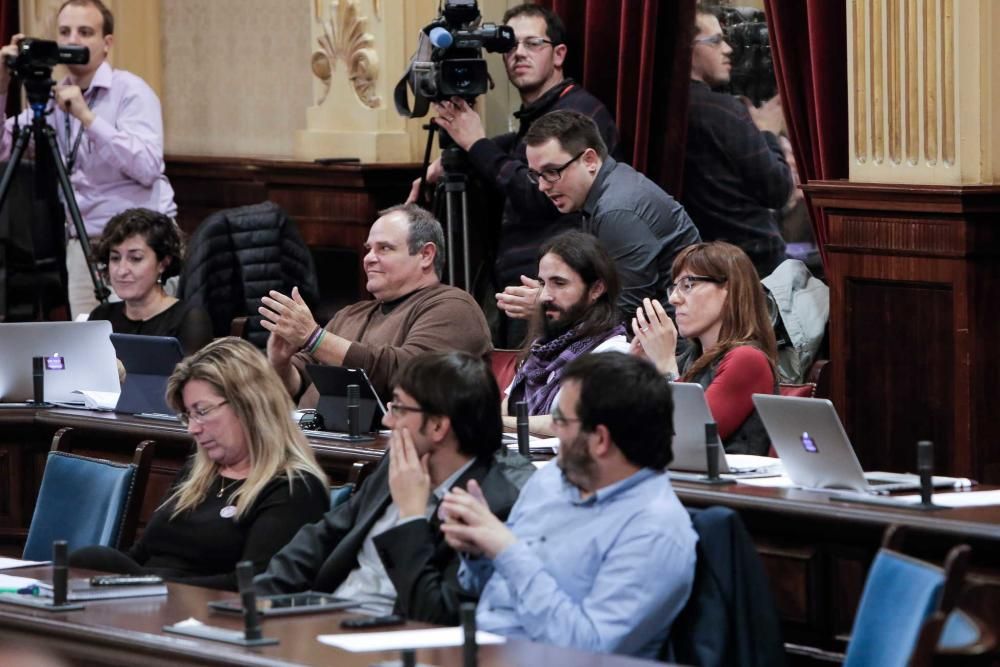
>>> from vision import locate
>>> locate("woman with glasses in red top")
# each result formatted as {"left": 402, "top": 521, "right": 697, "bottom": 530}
{"left": 630, "top": 241, "right": 777, "bottom": 455}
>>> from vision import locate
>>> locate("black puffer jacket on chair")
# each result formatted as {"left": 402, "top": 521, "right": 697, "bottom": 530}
{"left": 179, "top": 201, "right": 319, "bottom": 349}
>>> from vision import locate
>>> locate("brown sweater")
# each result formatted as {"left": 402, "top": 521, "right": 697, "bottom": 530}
{"left": 296, "top": 284, "right": 492, "bottom": 407}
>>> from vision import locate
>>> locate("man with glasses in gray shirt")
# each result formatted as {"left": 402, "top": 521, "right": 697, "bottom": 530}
{"left": 523, "top": 110, "right": 700, "bottom": 320}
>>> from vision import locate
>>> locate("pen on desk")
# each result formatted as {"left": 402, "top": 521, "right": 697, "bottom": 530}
{"left": 0, "top": 586, "right": 40, "bottom": 596}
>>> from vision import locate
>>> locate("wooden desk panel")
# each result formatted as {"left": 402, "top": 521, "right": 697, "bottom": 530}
{"left": 0, "top": 567, "right": 667, "bottom": 667}
{"left": 675, "top": 481, "right": 1000, "bottom": 658}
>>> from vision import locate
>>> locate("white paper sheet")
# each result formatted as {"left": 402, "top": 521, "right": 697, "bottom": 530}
{"left": 0, "top": 558, "right": 49, "bottom": 570}
{"left": 725, "top": 454, "right": 782, "bottom": 474}
{"left": 0, "top": 574, "right": 41, "bottom": 591}
{"left": 732, "top": 473, "right": 796, "bottom": 488}
{"left": 892, "top": 489, "right": 1000, "bottom": 508}
{"left": 71, "top": 389, "right": 119, "bottom": 410}
{"left": 318, "top": 627, "right": 506, "bottom": 652}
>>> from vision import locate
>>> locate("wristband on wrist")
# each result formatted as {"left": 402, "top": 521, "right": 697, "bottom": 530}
{"left": 309, "top": 329, "right": 327, "bottom": 356}
{"left": 664, "top": 371, "right": 679, "bottom": 382}
{"left": 301, "top": 325, "right": 322, "bottom": 353}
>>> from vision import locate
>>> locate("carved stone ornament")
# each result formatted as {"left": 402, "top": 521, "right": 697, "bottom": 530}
{"left": 312, "top": 0, "right": 380, "bottom": 108}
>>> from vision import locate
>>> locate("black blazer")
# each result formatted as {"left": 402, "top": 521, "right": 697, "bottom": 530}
{"left": 254, "top": 451, "right": 534, "bottom": 625}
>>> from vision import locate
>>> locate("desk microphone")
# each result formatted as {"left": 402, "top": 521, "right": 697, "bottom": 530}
{"left": 705, "top": 422, "right": 721, "bottom": 481}
{"left": 52, "top": 540, "right": 68, "bottom": 606}
{"left": 32, "top": 357, "right": 46, "bottom": 405}
{"left": 347, "top": 384, "right": 361, "bottom": 438}
{"left": 461, "top": 601, "right": 477, "bottom": 667}
{"left": 918, "top": 440, "right": 934, "bottom": 506}
{"left": 236, "top": 561, "right": 263, "bottom": 640}
{"left": 515, "top": 401, "right": 530, "bottom": 457}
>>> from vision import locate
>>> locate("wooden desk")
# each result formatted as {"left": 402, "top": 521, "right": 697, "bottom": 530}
{"left": 4, "top": 408, "right": 1000, "bottom": 662}
{"left": 0, "top": 567, "right": 667, "bottom": 667}
{"left": 673, "top": 480, "right": 1000, "bottom": 661}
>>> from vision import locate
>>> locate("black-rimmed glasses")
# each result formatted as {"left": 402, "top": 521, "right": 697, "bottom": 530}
{"left": 527, "top": 151, "right": 585, "bottom": 185}
{"left": 387, "top": 401, "right": 427, "bottom": 418}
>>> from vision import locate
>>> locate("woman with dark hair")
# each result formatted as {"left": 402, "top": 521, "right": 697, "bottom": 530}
{"left": 630, "top": 241, "right": 777, "bottom": 455}
{"left": 88, "top": 207, "right": 211, "bottom": 353}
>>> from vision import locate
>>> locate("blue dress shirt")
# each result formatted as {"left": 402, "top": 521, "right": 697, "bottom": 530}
{"left": 460, "top": 463, "right": 697, "bottom": 658}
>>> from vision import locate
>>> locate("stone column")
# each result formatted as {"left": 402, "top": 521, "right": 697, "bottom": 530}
{"left": 848, "top": 0, "right": 1000, "bottom": 184}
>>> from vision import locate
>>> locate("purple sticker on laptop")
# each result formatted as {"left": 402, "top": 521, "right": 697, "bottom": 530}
{"left": 45, "top": 355, "right": 65, "bottom": 371}
{"left": 800, "top": 431, "right": 819, "bottom": 453}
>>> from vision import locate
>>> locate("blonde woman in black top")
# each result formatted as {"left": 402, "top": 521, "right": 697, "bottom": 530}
{"left": 71, "top": 337, "right": 329, "bottom": 590}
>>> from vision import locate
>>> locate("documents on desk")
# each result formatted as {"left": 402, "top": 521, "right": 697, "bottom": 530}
{"left": 886, "top": 489, "right": 1000, "bottom": 508}
{"left": 318, "top": 627, "right": 506, "bottom": 652}
{"left": 1, "top": 576, "right": 168, "bottom": 602}
{"left": 0, "top": 557, "right": 49, "bottom": 570}
{"left": 70, "top": 389, "right": 120, "bottom": 410}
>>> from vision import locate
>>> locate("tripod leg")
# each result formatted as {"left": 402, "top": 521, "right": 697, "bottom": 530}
{"left": 445, "top": 191, "right": 457, "bottom": 287}
{"left": 460, "top": 190, "right": 471, "bottom": 291}
{"left": 0, "top": 126, "right": 35, "bottom": 214}
{"left": 37, "top": 125, "right": 110, "bottom": 305}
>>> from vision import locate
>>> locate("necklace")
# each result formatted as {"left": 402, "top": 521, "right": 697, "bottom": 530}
{"left": 217, "top": 477, "right": 239, "bottom": 498}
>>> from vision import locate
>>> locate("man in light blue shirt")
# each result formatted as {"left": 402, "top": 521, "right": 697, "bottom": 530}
{"left": 441, "top": 352, "right": 697, "bottom": 659}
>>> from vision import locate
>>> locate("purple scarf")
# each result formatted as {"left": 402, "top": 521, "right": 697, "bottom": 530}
{"left": 510, "top": 324, "right": 626, "bottom": 416}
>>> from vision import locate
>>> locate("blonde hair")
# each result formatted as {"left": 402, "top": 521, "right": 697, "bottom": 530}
{"left": 671, "top": 242, "right": 778, "bottom": 381}
{"left": 164, "top": 337, "right": 327, "bottom": 519}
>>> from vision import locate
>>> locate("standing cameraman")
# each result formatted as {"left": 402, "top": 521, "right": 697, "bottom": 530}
{"left": 408, "top": 4, "right": 620, "bottom": 348}
{"left": 0, "top": 0, "right": 176, "bottom": 319}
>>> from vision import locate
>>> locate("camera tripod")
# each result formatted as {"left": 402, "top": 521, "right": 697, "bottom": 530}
{"left": 419, "top": 122, "right": 473, "bottom": 292}
{"left": 0, "top": 75, "right": 110, "bottom": 307}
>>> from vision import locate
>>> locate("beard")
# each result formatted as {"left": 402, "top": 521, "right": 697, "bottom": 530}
{"left": 540, "top": 298, "right": 589, "bottom": 341}
{"left": 557, "top": 430, "right": 598, "bottom": 492}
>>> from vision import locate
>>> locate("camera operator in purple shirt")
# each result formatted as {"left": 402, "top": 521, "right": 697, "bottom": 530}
{"left": 0, "top": 0, "right": 176, "bottom": 319}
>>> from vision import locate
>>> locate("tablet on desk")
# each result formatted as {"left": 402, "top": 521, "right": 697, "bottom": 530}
{"left": 208, "top": 591, "right": 357, "bottom": 617}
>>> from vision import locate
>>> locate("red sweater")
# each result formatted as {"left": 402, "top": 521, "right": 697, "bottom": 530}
{"left": 703, "top": 346, "right": 774, "bottom": 440}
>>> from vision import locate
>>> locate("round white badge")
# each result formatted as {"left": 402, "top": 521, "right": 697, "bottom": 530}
{"left": 219, "top": 505, "right": 237, "bottom": 519}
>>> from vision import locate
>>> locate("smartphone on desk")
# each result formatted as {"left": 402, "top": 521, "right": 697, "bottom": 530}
{"left": 340, "top": 613, "right": 406, "bottom": 629}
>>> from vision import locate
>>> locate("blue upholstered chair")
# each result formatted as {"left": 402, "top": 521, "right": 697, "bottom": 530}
{"left": 843, "top": 526, "right": 970, "bottom": 667}
{"left": 22, "top": 428, "right": 155, "bottom": 561}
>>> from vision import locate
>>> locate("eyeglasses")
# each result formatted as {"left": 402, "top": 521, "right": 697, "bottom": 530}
{"left": 666, "top": 275, "right": 726, "bottom": 299}
{"left": 505, "top": 36, "right": 554, "bottom": 53}
{"left": 178, "top": 400, "right": 228, "bottom": 427}
{"left": 527, "top": 151, "right": 585, "bottom": 185}
{"left": 550, "top": 406, "right": 582, "bottom": 429}
{"left": 693, "top": 34, "right": 727, "bottom": 48}
{"left": 387, "top": 401, "right": 426, "bottom": 418}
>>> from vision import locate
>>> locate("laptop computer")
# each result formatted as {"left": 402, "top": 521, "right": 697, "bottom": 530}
{"left": 668, "top": 383, "right": 780, "bottom": 476}
{"left": 110, "top": 333, "right": 184, "bottom": 417}
{"left": 305, "top": 364, "right": 386, "bottom": 433}
{"left": 0, "top": 321, "right": 120, "bottom": 405}
{"left": 752, "top": 394, "right": 966, "bottom": 493}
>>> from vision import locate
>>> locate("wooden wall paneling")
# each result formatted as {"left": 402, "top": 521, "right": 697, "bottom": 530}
{"left": 804, "top": 182, "right": 1000, "bottom": 483}
{"left": 166, "top": 157, "right": 421, "bottom": 310}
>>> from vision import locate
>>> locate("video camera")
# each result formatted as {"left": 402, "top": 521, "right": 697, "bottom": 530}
{"left": 717, "top": 7, "right": 775, "bottom": 106}
{"left": 3, "top": 38, "right": 88, "bottom": 82}
{"left": 394, "top": 0, "right": 515, "bottom": 118}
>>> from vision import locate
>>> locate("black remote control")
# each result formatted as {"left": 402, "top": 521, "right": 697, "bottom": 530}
{"left": 89, "top": 574, "right": 164, "bottom": 586}
{"left": 340, "top": 614, "right": 406, "bottom": 629}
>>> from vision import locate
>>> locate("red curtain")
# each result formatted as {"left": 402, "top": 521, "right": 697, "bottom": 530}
{"left": 538, "top": 0, "right": 696, "bottom": 196}
{"left": 764, "top": 0, "right": 849, "bottom": 267}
